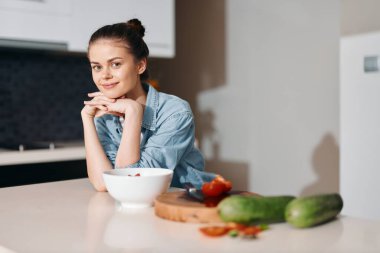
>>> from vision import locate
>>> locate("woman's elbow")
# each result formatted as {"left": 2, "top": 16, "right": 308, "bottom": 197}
{"left": 115, "top": 159, "right": 139, "bottom": 169}
{"left": 94, "top": 184, "right": 107, "bottom": 192}
{"left": 90, "top": 179, "right": 107, "bottom": 192}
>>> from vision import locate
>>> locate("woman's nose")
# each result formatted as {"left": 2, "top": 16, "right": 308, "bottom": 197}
{"left": 102, "top": 67, "right": 112, "bottom": 79}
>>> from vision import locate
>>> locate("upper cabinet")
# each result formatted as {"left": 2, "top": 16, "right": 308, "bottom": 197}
{"left": 69, "top": 0, "right": 174, "bottom": 57}
{"left": 0, "top": 0, "right": 71, "bottom": 48}
{"left": 0, "top": 0, "right": 175, "bottom": 58}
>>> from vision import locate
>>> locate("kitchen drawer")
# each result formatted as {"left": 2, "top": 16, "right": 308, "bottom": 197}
{"left": 0, "top": 160, "right": 87, "bottom": 188}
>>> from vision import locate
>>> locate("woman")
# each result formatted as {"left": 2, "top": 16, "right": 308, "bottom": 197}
{"left": 81, "top": 19, "right": 216, "bottom": 191}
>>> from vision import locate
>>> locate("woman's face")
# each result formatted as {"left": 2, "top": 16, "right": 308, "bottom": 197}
{"left": 88, "top": 39, "right": 146, "bottom": 99}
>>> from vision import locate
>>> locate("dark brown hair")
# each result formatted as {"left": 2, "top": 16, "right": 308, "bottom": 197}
{"left": 88, "top": 18, "right": 149, "bottom": 80}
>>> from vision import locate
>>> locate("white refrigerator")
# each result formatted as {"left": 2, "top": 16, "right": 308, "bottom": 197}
{"left": 340, "top": 31, "right": 380, "bottom": 220}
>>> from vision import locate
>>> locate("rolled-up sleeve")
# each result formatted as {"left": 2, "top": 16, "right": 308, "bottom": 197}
{"left": 126, "top": 112, "right": 194, "bottom": 169}
{"left": 124, "top": 112, "right": 217, "bottom": 188}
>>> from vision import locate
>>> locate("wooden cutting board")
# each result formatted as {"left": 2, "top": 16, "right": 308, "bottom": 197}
{"left": 154, "top": 191, "right": 259, "bottom": 223}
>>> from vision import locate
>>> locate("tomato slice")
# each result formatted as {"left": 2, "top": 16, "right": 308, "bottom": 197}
{"left": 199, "top": 226, "right": 230, "bottom": 237}
{"left": 128, "top": 173, "right": 141, "bottom": 177}
{"left": 240, "top": 226, "right": 261, "bottom": 237}
{"left": 200, "top": 224, "right": 265, "bottom": 238}
{"left": 226, "top": 222, "right": 248, "bottom": 231}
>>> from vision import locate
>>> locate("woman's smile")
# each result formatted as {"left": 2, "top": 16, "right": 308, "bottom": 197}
{"left": 101, "top": 82, "right": 119, "bottom": 89}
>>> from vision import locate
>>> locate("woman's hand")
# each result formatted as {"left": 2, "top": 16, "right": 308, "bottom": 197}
{"left": 81, "top": 92, "right": 117, "bottom": 118}
{"left": 82, "top": 92, "right": 143, "bottom": 119}
{"left": 106, "top": 98, "right": 144, "bottom": 117}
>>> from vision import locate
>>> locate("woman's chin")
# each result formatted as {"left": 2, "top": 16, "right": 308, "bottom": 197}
{"left": 101, "top": 90, "right": 124, "bottom": 99}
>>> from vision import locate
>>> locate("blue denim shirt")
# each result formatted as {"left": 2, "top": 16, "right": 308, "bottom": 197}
{"left": 94, "top": 83, "right": 216, "bottom": 189}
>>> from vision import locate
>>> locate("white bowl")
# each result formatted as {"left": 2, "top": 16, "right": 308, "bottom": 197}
{"left": 103, "top": 168, "right": 173, "bottom": 208}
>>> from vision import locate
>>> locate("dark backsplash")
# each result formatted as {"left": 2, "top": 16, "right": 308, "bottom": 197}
{"left": 0, "top": 48, "right": 94, "bottom": 144}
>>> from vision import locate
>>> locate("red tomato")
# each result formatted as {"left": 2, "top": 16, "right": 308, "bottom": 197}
{"left": 135, "top": 173, "right": 141, "bottom": 176}
{"left": 214, "top": 176, "right": 232, "bottom": 192}
{"left": 199, "top": 226, "right": 230, "bottom": 237}
{"left": 202, "top": 181, "right": 225, "bottom": 197}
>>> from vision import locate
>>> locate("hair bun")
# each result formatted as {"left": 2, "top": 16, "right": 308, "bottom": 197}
{"left": 126, "top": 18, "right": 145, "bottom": 38}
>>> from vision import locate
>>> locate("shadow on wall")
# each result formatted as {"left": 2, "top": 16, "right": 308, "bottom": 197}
{"left": 199, "top": 110, "right": 250, "bottom": 190}
{"left": 301, "top": 133, "right": 339, "bottom": 196}
{"left": 149, "top": 0, "right": 250, "bottom": 189}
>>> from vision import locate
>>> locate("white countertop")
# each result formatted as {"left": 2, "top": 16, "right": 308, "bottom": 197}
{"left": 0, "top": 145, "right": 85, "bottom": 166}
{"left": 0, "top": 179, "right": 379, "bottom": 253}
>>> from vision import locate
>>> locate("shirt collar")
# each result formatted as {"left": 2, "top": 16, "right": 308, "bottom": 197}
{"left": 141, "top": 82, "right": 158, "bottom": 131}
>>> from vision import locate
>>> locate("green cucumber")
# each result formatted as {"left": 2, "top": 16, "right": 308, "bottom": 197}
{"left": 217, "top": 195, "right": 295, "bottom": 224}
{"left": 285, "top": 193, "right": 343, "bottom": 228}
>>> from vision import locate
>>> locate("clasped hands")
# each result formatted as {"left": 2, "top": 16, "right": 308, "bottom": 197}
{"left": 82, "top": 92, "right": 142, "bottom": 118}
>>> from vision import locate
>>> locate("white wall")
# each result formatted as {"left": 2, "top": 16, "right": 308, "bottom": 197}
{"left": 198, "top": 0, "right": 340, "bottom": 196}
{"left": 340, "top": 32, "right": 380, "bottom": 220}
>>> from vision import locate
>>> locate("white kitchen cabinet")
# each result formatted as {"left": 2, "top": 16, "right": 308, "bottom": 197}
{"left": 0, "top": 0, "right": 175, "bottom": 58}
{"left": 69, "top": 0, "right": 175, "bottom": 57}
{"left": 0, "top": 0, "right": 70, "bottom": 15}
{"left": 0, "top": 0, "right": 70, "bottom": 47}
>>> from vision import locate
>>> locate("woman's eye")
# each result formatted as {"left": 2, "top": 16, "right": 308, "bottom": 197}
{"left": 92, "top": 65, "right": 102, "bottom": 72}
{"left": 111, "top": 62, "right": 121, "bottom": 68}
